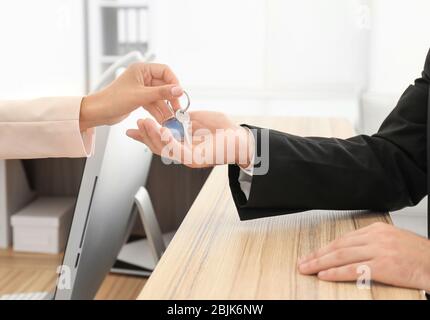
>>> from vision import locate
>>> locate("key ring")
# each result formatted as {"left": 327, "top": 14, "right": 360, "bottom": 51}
{"left": 166, "top": 90, "right": 190, "bottom": 115}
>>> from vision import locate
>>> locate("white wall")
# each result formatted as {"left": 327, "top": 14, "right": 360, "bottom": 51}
{"left": 363, "top": 0, "right": 430, "bottom": 135}
{"left": 151, "top": 0, "right": 368, "bottom": 124}
{"left": 0, "top": 0, "right": 86, "bottom": 99}
{"left": 154, "top": 0, "right": 367, "bottom": 92}
{"left": 152, "top": 0, "right": 266, "bottom": 90}
{"left": 266, "top": 0, "right": 369, "bottom": 92}
{"left": 367, "top": 0, "right": 430, "bottom": 96}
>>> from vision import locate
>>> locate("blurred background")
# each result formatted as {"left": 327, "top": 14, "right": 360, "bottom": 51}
{"left": 0, "top": 0, "right": 428, "bottom": 235}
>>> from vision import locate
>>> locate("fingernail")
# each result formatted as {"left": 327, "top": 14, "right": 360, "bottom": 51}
{"left": 318, "top": 271, "right": 327, "bottom": 277}
{"left": 171, "top": 86, "right": 183, "bottom": 96}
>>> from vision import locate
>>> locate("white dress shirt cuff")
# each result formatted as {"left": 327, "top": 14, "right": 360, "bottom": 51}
{"left": 238, "top": 168, "right": 252, "bottom": 200}
{"left": 237, "top": 127, "right": 255, "bottom": 200}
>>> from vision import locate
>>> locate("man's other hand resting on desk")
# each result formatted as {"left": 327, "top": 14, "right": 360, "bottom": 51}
{"left": 298, "top": 222, "right": 430, "bottom": 293}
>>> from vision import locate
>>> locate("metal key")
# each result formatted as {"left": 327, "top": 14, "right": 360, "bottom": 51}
{"left": 175, "top": 109, "right": 191, "bottom": 145}
{"left": 162, "top": 91, "right": 191, "bottom": 143}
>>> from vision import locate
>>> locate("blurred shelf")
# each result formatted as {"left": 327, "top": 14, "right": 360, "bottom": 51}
{"left": 99, "top": 1, "right": 149, "bottom": 9}
{"left": 87, "top": 0, "right": 154, "bottom": 90}
{"left": 100, "top": 55, "right": 129, "bottom": 64}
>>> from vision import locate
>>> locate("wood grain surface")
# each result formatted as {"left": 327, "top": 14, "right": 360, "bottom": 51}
{"left": 138, "top": 117, "right": 425, "bottom": 300}
{"left": 0, "top": 248, "right": 146, "bottom": 299}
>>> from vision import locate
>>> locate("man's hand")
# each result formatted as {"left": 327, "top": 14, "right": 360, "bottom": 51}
{"left": 126, "top": 111, "right": 254, "bottom": 168}
{"left": 79, "top": 63, "right": 183, "bottom": 131}
{"left": 298, "top": 222, "right": 430, "bottom": 292}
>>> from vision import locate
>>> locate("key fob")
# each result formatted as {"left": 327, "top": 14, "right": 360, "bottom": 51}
{"left": 162, "top": 117, "right": 185, "bottom": 141}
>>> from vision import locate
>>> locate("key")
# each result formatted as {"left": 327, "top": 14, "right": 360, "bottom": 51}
{"left": 162, "top": 91, "right": 191, "bottom": 143}
{"left": 176, "top": 109, "right": 191, "bottom": 144}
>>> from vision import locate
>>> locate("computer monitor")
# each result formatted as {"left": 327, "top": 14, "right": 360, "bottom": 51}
{"left": 54, "top": 109, "right": 152, "bottom": 300}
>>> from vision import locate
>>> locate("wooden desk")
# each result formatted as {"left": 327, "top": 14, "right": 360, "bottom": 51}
{"left": 138, "top": 117, "right": 425, "bottom": 300}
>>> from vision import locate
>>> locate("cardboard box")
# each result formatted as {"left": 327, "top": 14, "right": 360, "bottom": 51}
{"left": 11, "top": 197, "right": 76, "bottom": 254}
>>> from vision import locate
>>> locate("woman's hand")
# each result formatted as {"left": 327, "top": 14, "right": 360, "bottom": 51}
{"left": 298, "top": 222, "right": 430, "bottom": 292}
{"left": 79, "top": 63, "right": 183, "bottom": 131}
{"left": 126, "top": 111, "right": 254, "bottom": 169}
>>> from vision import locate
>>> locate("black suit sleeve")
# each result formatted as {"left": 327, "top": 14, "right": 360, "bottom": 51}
{"left": 229, "top": 50, "right": 430, "bottom": 221}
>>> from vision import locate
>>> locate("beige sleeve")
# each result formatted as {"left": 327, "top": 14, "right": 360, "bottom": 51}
{"left": 0, "top": 97, "right": 95, "bottom": 159}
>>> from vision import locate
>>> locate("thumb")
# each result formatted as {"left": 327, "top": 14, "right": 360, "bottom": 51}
{"left": 142, "top": 85, "right": 183, "bottom": 103}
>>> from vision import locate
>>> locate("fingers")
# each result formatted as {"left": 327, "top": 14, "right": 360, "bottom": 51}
{"left": 126, "top": 112, "right": 229, "bottom": 169}
{"left": 142, "top": 84, "right": 183, "bottom": 103}
{"left": 125, "top": 129, "right": 141, "bottom": 141}
{"left": 317, "top": 261, "right": 374, "bottom": 282}
{"left": 146, "top": 64, "right": 182, "bottom": 110}
{"left": 140, "top": 118, "right": 166, "bottom": 153}
{"left": 147, "top": 63, "right": 180, "bottom": 85}
{"left": 297, "top": 222, "right": 385, "bottom": 265}
{"left": 146, "top": 100, "right": 176, "bottom": 124}
{"left": 132, "top": 63, "right": 183, "bottom": 116}
{"left": 298, "top": 233, "right": 370, "bottom": 265}
{"left": 126, "top": 121, "right": 157, "bottom": 152}
{"left": 298, "top": 245, "right": 375, "bottom": 275}
{"left": 126, "top": 118, "right": 184, "bottom": 163}
{"left": 296, "top": 222, "right": 428, "bottom": 289}
{"left": 148, "top": 79, "right": 180, "bottom": 110}
{"left": 142, "top": 119, "right": 189, "bottom": 163}
{"left": 169, "top": 98, "right": 182, "bottom": 111}
{"left": 297, "top": 222, "right": 388, "bottom": 283}
{"left": 126, "top": 118, "right": 208, "bottom": 168}
{"left": 145, "top": 103, "right": 164, "bottom": 124}
{"left": 140, "top": 85, "right": 183, "bottom": 120}
{"left": 158, "top": 127, "right": 191, "bottom": 164}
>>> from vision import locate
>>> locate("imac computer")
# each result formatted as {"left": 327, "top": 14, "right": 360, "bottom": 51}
{"left": 54, "top": 52, "right": 173, "bottom": 299}
{"left": 55, "top": 108, "right": 153, "bottom": 300}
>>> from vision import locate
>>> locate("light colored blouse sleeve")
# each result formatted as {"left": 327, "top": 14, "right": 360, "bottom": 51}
{"left": 0, "top": 97, "right": 95, "bottom": 159}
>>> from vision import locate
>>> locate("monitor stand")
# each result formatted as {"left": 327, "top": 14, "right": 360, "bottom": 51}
{"left": 111, "top": 233, "right": 175, "bottom": 277}
{"left": 111, "top": 186, "right": 175, "bottom": 277}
